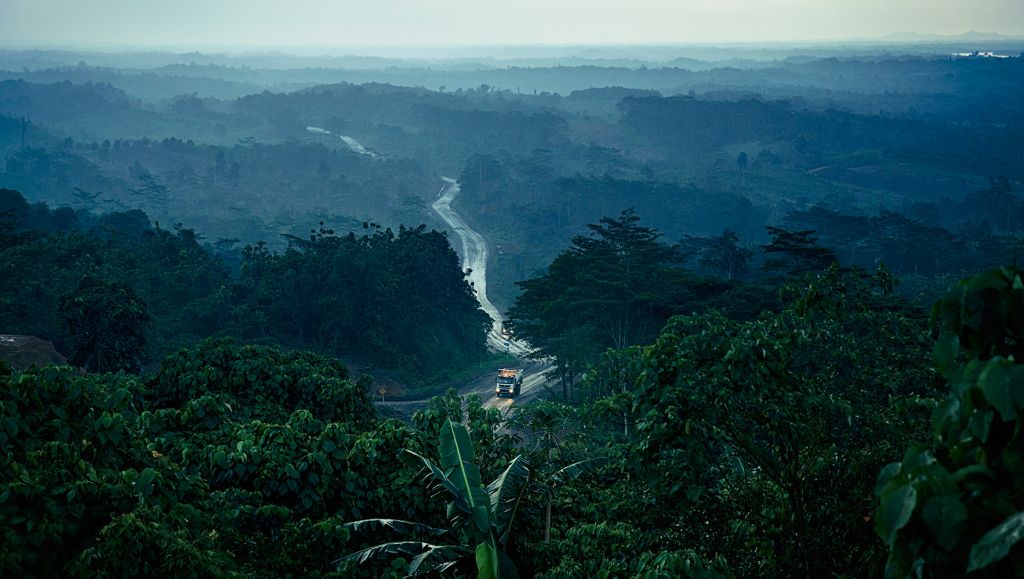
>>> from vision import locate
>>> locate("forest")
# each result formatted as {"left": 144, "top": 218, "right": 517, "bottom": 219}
{"left": 2, "top": 37, "right": 1024, "bottom": 577}
{"left": 0, "top": 188, "right": 489, "bottom": 384}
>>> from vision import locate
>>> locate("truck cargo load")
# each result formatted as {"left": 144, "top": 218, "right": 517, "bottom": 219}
{"left": 495, "top": 368, "right": 523, "bottom": 397}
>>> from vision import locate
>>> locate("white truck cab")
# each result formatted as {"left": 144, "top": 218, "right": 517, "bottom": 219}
{"left": 495, "top": 368, "right": 523, "bottom": 397}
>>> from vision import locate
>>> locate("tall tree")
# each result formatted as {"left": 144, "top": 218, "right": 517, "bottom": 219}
{"left": 509, "top": 209, "right": 691, "bottom": 397}
{"left": 762, "top": 226, "right": 837, "bottom": 275}
{"left": 696, "top": 229, "right": 753, "bottom": 279}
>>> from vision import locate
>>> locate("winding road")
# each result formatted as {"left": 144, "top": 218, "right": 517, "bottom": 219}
{"left": 304, "top": 123, "right": 549, "bottom": 412}
{"left": 430, "top": 178, "right": 550, "bottom": 410}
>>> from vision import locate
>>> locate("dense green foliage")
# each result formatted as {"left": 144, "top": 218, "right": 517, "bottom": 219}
{"left": 3, "top": 47, "right": 1024, "bottom": 577}
{"left": 876, "top": 267, "right": 1024, "bottom": 577}
{"left": 58, "top": 276, "right": 150, "bottom": 373}
{"left": 509, "top": 210, "right": 752, "bottom": 397}
{"left": 497, "top": 213, "right": 967, "bottom": 577}
{"left": 4, "top": 221, "right": 1023, "bottom": 577}
{"left": 1, "top": 342, "right": 393, "bottom": 576}
{"left": 0, "top": 346, "right": 528, "bottom": 577}
{"left": 346, "top": 419, "right": 528, "bottom": 577}
{"left": 0, "top": 189, "right": 489, "bottom": 383}
{"left": 234, "top": 224, "right": 490, "bottom": 375}
{"left": 497, "top": 214, "right": 958, "bottom": 576}
{"left": 0, "top": 192, "right": 229, "bottom": 355}
{"left": 633, "top": 268, "right": 942, "bottom": 575}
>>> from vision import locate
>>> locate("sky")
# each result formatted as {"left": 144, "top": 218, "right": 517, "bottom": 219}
{"left": 1, "top": 0, "right": 1022, "bottom": 49}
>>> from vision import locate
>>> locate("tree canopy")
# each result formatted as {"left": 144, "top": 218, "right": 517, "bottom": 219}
{"left": 0, "top": 190, "right": 489, "bottom": 384}
{"left": 508, "top": 210, "right": 697, "bottom": 395}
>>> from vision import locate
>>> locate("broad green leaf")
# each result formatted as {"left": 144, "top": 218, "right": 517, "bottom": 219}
{"left": 922, "top": 495, "right": 967, "bottom": 552}
{"left": 877, "top": 484, "right": 917, "bottom": 545}
{"left": 135, "top": 468, "right": 157, "bottom": 498}
{"left": 980, "top": 361, "right": 1015, "bottom": 421}
{"left": 408, "top": 544, "right": 468, "bottom": 575}
{"left": 932, "top": 398, "right": 961, "bottom": 434}
{"left": 969, "top": 409, "right": 993, "bottom": 443}
{"left": 952, "top": 464, "right": 997, "bottom": 482}
{"left": 475, "top": 541, "right": 499, "bottom": 579}
{"left": 487, "top": 456, "right": 530, "bottom": 547}
{"left": 402, "top": 449, "right": 462, "bottom": 505}
{"left": 968, "top": 512, "right": 1024, "bottom": 572}
{"left": 875, "top": 462, "right": 901, "bottom": 495}
{"left": 902, "top": 447, "right": 936, "bottom": 470}
{"left": 439, "top": 419, "right": 491, "bottom": 535}
{"left": 471, "top": 506, "right": 490, "bottom": 538}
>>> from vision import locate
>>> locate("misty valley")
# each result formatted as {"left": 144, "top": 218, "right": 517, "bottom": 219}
{"left": 2, "top": 31, "right": 1024, "bottom": 578}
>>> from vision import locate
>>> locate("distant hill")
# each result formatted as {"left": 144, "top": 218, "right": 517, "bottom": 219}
{"left": 879, "top": 30, "right": 1022, "bottom": 42}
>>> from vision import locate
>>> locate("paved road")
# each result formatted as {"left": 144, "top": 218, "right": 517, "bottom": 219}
{"left": 428, "top": 178, "right": 551, "bottom": 410}
{"left": 430, "top": 179, "right": 532, "bottom": 357}
{"left": 306, "top": 126, "right": 378, "bottom": 157}
{"left": 375, "top": 178, "right": 551, "bottom": 417}
{"left": 479, "top": 360, "right": 553, "bottom": 411}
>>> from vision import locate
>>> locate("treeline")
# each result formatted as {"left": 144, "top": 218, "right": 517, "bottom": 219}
{"left": 0, "top": 79, "right": 137, "bottom": 123}
{"left": 508, "top": 209, "right": 1024, "bottom": 392}
{"left": 788, "top": 201, "right": 1022, "bottom": 254}
{"left": 0, "top": 123, "right": 438, "bottom": 246}
{"left": 0, "top": 188, "right": 489, "bottom": 382}
{"left": 501, "top": 212, "right": 1022, "bottom": 575}
{"left": 6, "top": 52, "right": 1023, "bottom": 122}
{"left": 618, "top": 94, "right": 1024, "bottom": 173}
{"left": 455, "top": 153, "right": 757, "bottom": 307}
{"left": 7, "top": 244, "right": 1020, "bottom": 576}
{"left": 458, "top": 148, "right": 1023, "bottom": 309}
{"left": 4, "top": 76, "right": 1021, "bottom": 293}
{"left": 231, "top": 223, "right": 490, "bottom": 375}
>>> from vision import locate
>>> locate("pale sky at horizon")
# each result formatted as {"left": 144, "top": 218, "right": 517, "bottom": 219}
{"left": 1, "top": 0, "right": 1022, "bottom": 49}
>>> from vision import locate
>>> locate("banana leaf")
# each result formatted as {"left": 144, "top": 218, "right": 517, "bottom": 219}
{"left": 438, "top": 418, "right": 492, "bottom": 536}
{"left": 341, "top": 540, "right": 469, "bottom": 575}
{"left": 403, "top": 449, "right": 463, "bottom": 500}
{"left": 342, "top": 518, "right": 450, "bottom": 538}
{"left": 487, "top": 456, "right": 531, "bottom": 547}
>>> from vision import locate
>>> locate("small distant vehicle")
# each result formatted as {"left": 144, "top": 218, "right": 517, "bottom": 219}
{"left": 495, "top": 368, "right": 523, "bottom": 398}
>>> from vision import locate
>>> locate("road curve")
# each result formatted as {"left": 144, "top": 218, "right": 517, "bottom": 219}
{"left": 431, "top": 179, "right": 501, "bottom": 345}
{"left": 431, "top": 178, "right": 530, "bottom": 356}
{"left": 429, "top": 178, "right": 547, "bottom": 410}
{"left": 479, "top": 361, "right": 552, "bottom": 411}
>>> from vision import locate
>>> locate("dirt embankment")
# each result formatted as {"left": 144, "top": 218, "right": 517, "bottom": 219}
{"left": 0, "top": 335, "right": 67, "bottom": 370}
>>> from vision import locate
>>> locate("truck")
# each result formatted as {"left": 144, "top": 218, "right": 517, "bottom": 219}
{"left": 495, "top": 368, "right": 523, "bottom": 398}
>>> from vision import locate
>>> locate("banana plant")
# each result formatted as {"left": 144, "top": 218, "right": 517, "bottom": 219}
{"left": 341, "top": 418, "right": 529, "bottom": 578}
{"left": 341, "top": 518, "right": 466, "bottom": 575}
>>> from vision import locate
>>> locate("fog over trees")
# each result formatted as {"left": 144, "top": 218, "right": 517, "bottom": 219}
{"left": 2, "top": 2, "right": 1024, "bottom": 575}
